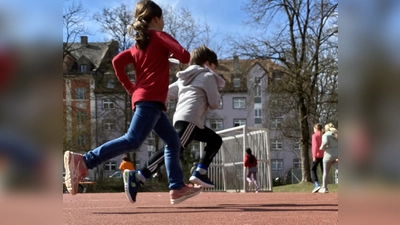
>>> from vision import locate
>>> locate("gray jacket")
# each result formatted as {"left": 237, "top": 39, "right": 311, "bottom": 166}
{"left": 168, "top": 65, "right": 224, "bottom": 128}
{"left": 320, "top": 131, "right": 338, "bottom": 161}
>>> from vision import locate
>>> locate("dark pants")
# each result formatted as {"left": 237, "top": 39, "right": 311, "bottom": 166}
{"left": 311, "top": 158, "right": 324, "bottom": 183}
{"left": 140, "top": 121, "right": 223, "bottom": 179}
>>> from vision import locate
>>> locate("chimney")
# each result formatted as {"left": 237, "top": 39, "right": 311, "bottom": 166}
{"left": 80, "top": 36, "right": 88, "bottom": 45}
{"left": 233, "top": 55, "right": 239, "bottom": 72}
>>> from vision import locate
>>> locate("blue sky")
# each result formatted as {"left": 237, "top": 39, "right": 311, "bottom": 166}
{"left": 80, "top": 0, "right": 252, "bottom": 56}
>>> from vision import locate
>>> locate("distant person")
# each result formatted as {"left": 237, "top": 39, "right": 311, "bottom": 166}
{"left": 244, "top": 148, "right": 260, "bottom": 193}
{"left": 119, "top": 155, "right": 135, "bottom": 171}
{"left": 319, "top": 123, "right": 338, "bottom": 193}
{"left": 311, "top": 123, "right": 324, "bottom": 193}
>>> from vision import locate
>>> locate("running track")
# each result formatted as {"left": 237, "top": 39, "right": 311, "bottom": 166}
{"left": 63, "top": 192, "right": 338, "bottom": 225}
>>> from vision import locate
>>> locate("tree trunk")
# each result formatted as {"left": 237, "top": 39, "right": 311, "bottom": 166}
{"left": 299, "top": 96, "right": 312, "bottom": 182}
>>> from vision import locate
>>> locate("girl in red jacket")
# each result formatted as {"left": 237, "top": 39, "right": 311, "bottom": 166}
{"left": 311, "top": 123, "right": 324, "bottom": 193}
{"left": 244, "top": 148, "right": 260, "bottom": 193}
{"left": 63, "top": 0, "right": 202, "bottom": 205}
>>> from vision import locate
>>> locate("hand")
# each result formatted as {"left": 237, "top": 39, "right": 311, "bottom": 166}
{"left": 313, "top": 157, "right": 316, "bottom": 162}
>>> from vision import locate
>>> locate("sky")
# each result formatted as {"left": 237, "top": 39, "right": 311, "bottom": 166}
{"left": 79, "top": 0, "right": 253, "bottom": 58}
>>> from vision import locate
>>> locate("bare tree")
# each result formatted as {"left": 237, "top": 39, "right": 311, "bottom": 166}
{"left": 230, "top": 0, "right": 338, "bottom": 182}
{"left": 162, "top": 5, "right": 223, "bottom": 56}
{"left": 63, "top": 0, "right": 89, "bottom": 60}
{"left": 93, "top": 3, "right": 134, "bottom": 51}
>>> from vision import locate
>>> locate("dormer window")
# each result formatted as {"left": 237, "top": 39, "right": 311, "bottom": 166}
{"left": 106, "top": 79, "right": 115, "bottom": 89}
{"left": 233, "top": 77, "right": 240, "bottom": 87}
{"left": 273, "top": 71, "right": 283, "bottom": 80}
{"left": 80, "top": 64, "right": 87, "bottom": 73}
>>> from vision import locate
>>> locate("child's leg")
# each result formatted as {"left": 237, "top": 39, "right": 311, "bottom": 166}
{"left": 139, "top": 121, "right": 197, "bottom": 181}
{"left": 246, "top": 170, "right": 252, "bottom": 183}
{"left": 65, "top": 102, "right": 160, "bottom": 195}
{"left": 193, "top": 126, "right": 222, "bottom": 173}
{"left": 252, "top": 172, "right": 259, "bottom": 190}
{"left": 83, "top": 102, "right": 159, "bottom": 170}
{"left": 322, "top": 159, "right": 334, "bottom": 189}
{"left": 311, "top": 160, "right": 320, "bottom": 186}
{"left": 187, "top": 126, "right": 222, "bottom": 188}
{"left": 319, "top": 158, "right": 324, "bottom": 174}
{"left": 153, "top": 112, "right": 183, "bottom": 190}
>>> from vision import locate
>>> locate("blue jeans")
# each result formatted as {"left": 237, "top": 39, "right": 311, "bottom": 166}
{"left": 83, "top": 101, "right": 184, "bottom": 190}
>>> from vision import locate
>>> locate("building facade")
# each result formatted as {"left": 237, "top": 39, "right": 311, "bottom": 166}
{"left": 205, "top": 56, "right": 301, "bottom": 180}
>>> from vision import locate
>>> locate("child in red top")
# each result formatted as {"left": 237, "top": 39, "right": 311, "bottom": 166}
{"left": 311, "top": 123, "right": 324, "bottom": 193}
{"left": 63, "top": 0, "right": 202, "bottom": 205}
{"left": 244, "top": 148, "right": 260, "bottom": 192}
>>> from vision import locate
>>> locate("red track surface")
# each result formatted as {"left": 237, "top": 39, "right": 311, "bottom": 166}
{"left": 63, "top": 192, "right": 338, "bottom": 225}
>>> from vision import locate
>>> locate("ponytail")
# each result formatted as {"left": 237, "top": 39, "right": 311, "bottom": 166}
{"left": 129, "top": 0, "right": 162, "bottom": 50}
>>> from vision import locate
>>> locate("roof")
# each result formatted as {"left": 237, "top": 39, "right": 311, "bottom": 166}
{"left": 216, "top": 57, "right": 280, "bottom": 92}
{"left": 67, "top": 39, "right": 118, "bottom": 70}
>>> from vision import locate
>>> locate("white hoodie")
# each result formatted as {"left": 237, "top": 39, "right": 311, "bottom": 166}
{"left": 168, "top": 65, "right": 225, "bottom": 129}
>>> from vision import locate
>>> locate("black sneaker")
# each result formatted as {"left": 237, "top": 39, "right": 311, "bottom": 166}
{"left": 123, "top": 170, "right": 140, "bottom": 203}
{"left": 189, "top": 171, "right": 214, "bottom": 188}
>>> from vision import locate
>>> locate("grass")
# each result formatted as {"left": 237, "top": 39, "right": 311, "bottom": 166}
{"left": 273, "top": 182, "right": 338, "bottom": 193}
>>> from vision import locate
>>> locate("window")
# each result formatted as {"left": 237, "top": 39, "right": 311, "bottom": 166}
{"left": 271, "top": 159, "right": 283, "bottom": 171}
{"left": 76, "top": 111, "right": 86, "bottom": 124}
{"left": 271, "top": 118, "right": 283, "bottom": 129}
{"left": 75, "top": 88, "right": 86, "bottom": 100}
{"left": 273, "top": 71, "right": 283, "bottom": 80}
{"left": 103, "top": 99, "right": 115, "bottom": 109}
{"left": 210, "top": 119, "right": 224, "bottom": 130}
{"left": 255, "top": 109, "right": 262, "bottom": 124}
{"left": 103, "top": 161, "right": 117, "bottom": 171}
{"left": 80, "top": 64, "right": 87, "bottom": 73}
{"left": 233, "top": 119, "right": 246, "bottom": 127}
{"left": 147, "top": 145, "right": 155, "bottom": 152}
{"left": 270, "top": 139, "right": 283, "bottom": 150}
{"left": 76, "top": 102, "right": 87, "bottom": 109}
{"left": 293, "top": 159, "right": 301, "bottom": 169}
{"left": 102, "top": 119, "right": 116, "bottom": 130}
{"left": 233, "top": 97, "right": 246, "bottom": 109}
{"left": 233, "top": 77, "right": 241, "bottom": 87}
{"left": 135, "top": 161, "right": 141, "bottom": 170}
{"left": 76, "top": 134, "right": 87, "bottom": 146}
{"left": 294, "top": 141, "right": 300, "bottom": 150}
{"left": 254, "top": 84, "right": 261, "bottom": 97}
{"left": 271, "top": 99, "right": 283, "bottom": 107}
{"left": 106, "top": 79, "right": 115, "bottom": 89}
{"left": 254, "top": 84, "right": 261, "bottom": 103}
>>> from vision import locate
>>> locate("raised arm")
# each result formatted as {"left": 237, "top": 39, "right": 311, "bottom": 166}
{"left": 112, "top": 49, "right": 135, "bottom": 94}
{"left": 157, "top": 32, "right": 190, "bottom": 64}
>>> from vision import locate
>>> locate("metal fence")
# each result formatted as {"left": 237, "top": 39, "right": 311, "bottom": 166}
{"left": 201, "top": 125, "right": 273, "bottom": 192}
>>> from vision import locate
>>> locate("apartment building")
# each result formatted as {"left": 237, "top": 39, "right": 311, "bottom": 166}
{"left": 205, "top": 56, "right": 301, "bottom": 179}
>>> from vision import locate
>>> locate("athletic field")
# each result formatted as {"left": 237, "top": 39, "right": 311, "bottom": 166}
{"left": 63, "top": 192, "right": 338, "bottom": 224}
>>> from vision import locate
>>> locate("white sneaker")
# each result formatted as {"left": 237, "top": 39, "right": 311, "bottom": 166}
{"left": 64, "top": 151, "right": 88, "bottom": 195}
{"left": 318, "top": 187, "right": 329, "bottom": 193}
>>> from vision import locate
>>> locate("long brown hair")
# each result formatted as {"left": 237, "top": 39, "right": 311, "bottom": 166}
{"left": 128, "top": 0, "right": 162, "bottom": 50}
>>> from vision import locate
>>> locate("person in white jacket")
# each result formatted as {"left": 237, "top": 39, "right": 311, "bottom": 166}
{"left": 130, "top": 45, "right": 225, "bottom": 188}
